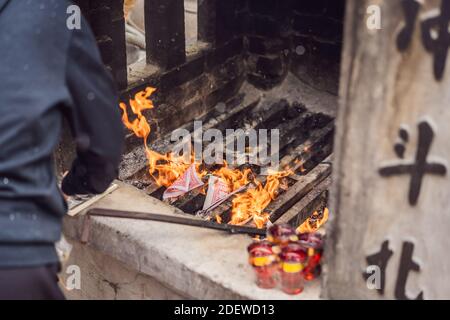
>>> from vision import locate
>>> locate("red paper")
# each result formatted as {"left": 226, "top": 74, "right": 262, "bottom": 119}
{"left": 163, "top": 164, "right": 204, "bottom": 199}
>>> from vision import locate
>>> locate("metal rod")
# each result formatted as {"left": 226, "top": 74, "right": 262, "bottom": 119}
{"left": 85, "top": 208, "right": 266, "bottom": 237}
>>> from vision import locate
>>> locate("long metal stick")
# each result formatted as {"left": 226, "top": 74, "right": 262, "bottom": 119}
{"left": 81, "top": 208, "right": 266, "bottom": 243}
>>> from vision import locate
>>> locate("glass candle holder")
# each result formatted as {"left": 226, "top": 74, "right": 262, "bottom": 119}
{"left": 267, "top": 224, "right": 298, "bottom": 248}
{"left": 279, "top": 242, "right": 307, "bottom": 295}
{"left": 298, "top": 233, "right": 324, "bottom": 281}
{"left": 247, "top": 241, "right": 278, "bottom": 289}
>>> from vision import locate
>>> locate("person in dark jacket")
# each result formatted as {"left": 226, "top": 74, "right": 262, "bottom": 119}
{"left": 0, "top": 0, "right": 124, "bottom": 299}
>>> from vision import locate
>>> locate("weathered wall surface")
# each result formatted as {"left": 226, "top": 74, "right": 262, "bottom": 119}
{"left": 325, "top": 0, "right": 450, "bottom": 299}
{"left": 60, "top": 241, "right": 186, "bottom": 300}
{"left": 244, "top": 0, "right": 345, "bottom": 93}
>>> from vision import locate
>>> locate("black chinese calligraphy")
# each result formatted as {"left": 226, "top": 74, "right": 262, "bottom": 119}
{"left": 394, "top": 127, "right": 409, "bottom": 159}
{"left": 363, "top": 240, "right": 393, "bottom": 295}
{"left": 379, "top": 120, "right": 447, "bottom": 206}
{"left": 397, "top": 0, "right": 421, "bottom": 51}
{"left": 395, "top": 242, "right": 424, "bottom": 300}
{"left": 363, "top": 240, "right": 423, "bottom": 300}
{"left": 422, "top": 0, "right": 450, "bottom": 81}
{"left": 397, "top": 0, "right": 450, "bottom": 81}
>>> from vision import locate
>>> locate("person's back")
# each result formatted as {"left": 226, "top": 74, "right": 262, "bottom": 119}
{"left": 0, "top": 0, "right": 124, "bottom": 299}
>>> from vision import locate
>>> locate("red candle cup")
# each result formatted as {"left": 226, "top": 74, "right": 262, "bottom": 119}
{"left": 247, "top": 241, "right": 279, "bottom": 289}
{"left": 298, "top": 233, "right": 324, "bottom": 281}
{"left": 279, "top": 242, "right": 307, "bottom": 295}
{"left": 267, "top": 224, "right": 298, "bottom": 247}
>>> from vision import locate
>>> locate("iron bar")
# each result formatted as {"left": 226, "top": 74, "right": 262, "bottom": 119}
{"left": 81, "top": 208, "right": 266, "bottom": 243}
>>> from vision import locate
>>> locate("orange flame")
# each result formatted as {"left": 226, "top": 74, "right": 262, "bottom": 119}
{"left": 213, "top": 162, "right": 253, "bottom": 192}
{"left": 230, "top": 170, "right": 292, "bottom": 229}
{"left": 119, "top": 87, "right": 155, "bottom": 145}
{"left": 120, "top": 87, "right": 206, "bottom": 187}
{"left": 147, "top": 150, "right": 207, "bottom": 187}
{"left": 296, "top": 207, "right": 329, "bottom": 234}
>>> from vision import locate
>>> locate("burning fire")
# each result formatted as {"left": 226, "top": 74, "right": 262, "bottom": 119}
{"left": 146, "top": 150, "right": 207, "bottom": 188}
{"left": 296, "top": 208, "right": 329, "bottom": 234}
{"left": 119, "top": 87, "right": 155, "bottom": 145}
{"left": 120, "top": 88, "right": 206, "bottom": 187}
{"left": 119, "top": 87, "right": 294, "bottom": 228}
{"left": 213, "top": 162, "right": 253, "bottom": 192}
{"left": 230, "top": 170, "right": 292, "bottom": 229}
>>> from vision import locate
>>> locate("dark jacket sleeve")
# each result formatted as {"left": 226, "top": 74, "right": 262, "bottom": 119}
{"left": 61, "top": 23, "right": 124, "bottom": 195}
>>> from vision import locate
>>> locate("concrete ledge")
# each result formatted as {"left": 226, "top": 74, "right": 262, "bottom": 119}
{"left": 63, "top": 181, "right": 321, "bottom": 300}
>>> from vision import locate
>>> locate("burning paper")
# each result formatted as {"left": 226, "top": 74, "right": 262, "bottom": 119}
{"left": 163, "top": 164, "right": 204, "bottom": 200}
{"left": 202, "top": 175, "right": 230, "bottom": 211}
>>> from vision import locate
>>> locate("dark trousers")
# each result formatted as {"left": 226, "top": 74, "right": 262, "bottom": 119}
{"left": 0, "top": 264, "right": 65, "bottom": 300}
